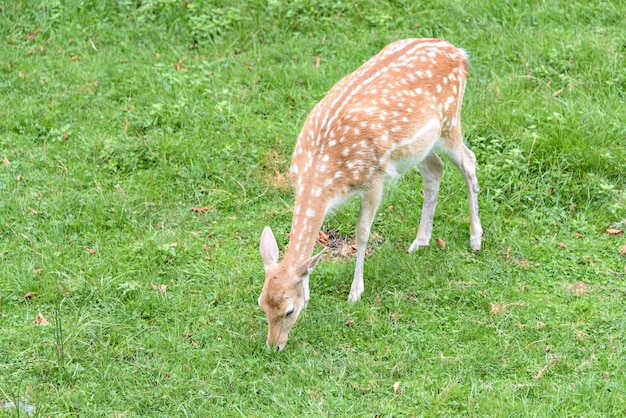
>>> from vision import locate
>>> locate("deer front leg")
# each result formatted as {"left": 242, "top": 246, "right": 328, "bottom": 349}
{"left": 348, "top": 179, "right": 384, "bottom": 303}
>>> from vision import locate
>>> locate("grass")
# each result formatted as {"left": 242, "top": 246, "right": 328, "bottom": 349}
{"left": 1, "top": 0, "right": 625, "bottom": 416}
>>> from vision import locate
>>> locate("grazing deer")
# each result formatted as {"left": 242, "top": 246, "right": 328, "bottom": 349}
{"left": 258, "top": 38, "right": 483, "bottom": 351}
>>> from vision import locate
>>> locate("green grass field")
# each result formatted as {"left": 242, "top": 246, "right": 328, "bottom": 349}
{"left": 1, "top": 0, "right": 625, "bottom": 416}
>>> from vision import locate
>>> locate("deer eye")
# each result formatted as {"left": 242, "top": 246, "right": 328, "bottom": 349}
{"left": 284, "top": 307, "right": 295, "bottom": 317}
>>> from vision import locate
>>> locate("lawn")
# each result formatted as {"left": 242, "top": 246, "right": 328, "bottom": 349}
{"left": 1, "top": 0, "right": 625, "bottom": 416}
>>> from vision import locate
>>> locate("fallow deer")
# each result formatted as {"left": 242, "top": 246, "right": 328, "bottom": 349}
{"left": 258, "top": 38, "right": 483, "bottom": 351}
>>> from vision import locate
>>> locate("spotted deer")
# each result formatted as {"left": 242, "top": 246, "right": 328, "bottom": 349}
{"left": 258, "top": 38, "right": 483, "bottom": 351}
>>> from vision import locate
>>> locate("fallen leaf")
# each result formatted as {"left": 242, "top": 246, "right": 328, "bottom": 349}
{"left": 606, "top": 228, "right": 624, "bottom": 235}
{"left": 123, "top": 118, "right": 130, "bottom": 134}
{"left": 436, "top": 238, "right": 446, "bottom": 250}
{"left": 345, "top": 319, "right": 355, "bottom": 326}
{"left": 393, "top": 381, "right": 400, "bottom": 393}
{"left": 318, "top": 230, "right": 329, "bottom": 244}
{"left": 28, "top": 207, "right": 38, "bottom": 215}
{"left": 552, "top": 88, "right": 564, "bottom": 97}
{"left": 150, "top": 282, "right": 158, "bottom": 290}
{"left": 619, "top": 244, "right": 626, "bottom": 257}
{"left": 490, "top": 302, "right": 506, "bottom": 316}
{"left": 33, "top": 268, "right": 43, "bottom": 275}
{"left": 85, "top": 248, "right": 97, "bottom": 255}
{"left": 24, "top": 292, "right": 35, "bottom": 299}
{"left": 556, "top": 242, "right": 567, "bottom": 249}
{"left": 2, "top": 156, "right": 9, "bottom": 165}
{"left": 601, "top": 372, "right": 610, "bottom": 379}
{"left": 202, "top": 244, "right": 210, "bottom": 253}
{"left": 160, "top": 284, "right": 168, "bottom": 296}
{"left": 34, "top": 312, "right": 49, "bottom": 326}
{"left": 190, "top": 206, "right": 209, "bottom": 213}
{"left": 572, "top": 233, "right": 584, "bottom": 238}
{"left": 70, "top": 55, "right": 79, "bottom": 61}
{"left": 314, "top": 57, "right": 321, "bottom": 67}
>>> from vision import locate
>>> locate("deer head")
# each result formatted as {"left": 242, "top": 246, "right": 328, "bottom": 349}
{"left": 258, "top": 227, "right": 325, "bottom": 351}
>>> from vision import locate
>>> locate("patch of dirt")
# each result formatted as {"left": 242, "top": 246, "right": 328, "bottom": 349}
{"left": 262, "top": 150, "right": 291, "bottom": 192}
{"left": 317, "top": 228, "right": 384, "bottom": 260}
{"left": 561, "top": 281, "right": 591, "bottom": 297}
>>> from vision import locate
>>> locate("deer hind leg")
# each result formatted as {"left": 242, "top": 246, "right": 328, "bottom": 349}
{"left": 408, "top": 153, "right": 445, "bottom": 253}
{"left": 443, "top": 127, "right": 483, "bottom": 251}
{"left": 348, "top": 178, "right": 384, "bottom": 303}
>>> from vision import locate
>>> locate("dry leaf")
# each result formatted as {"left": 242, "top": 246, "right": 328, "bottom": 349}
{"left": 490, "top": 302, "right": 506, "bottom": 316}
{"left": 24, "top": 292, "right": 35, "bottom": 299}
{"left": 314, "top": 57, "right": 321, "bottom": 67}
{"left": 345, "top": 319, "right": 355, "bottom": 326}
{"left": 552, "top": 88, "right": 564, "bottom": 97}
{"left": 33, "top": 268, "right": 43, "bottom": 275}
{"left": 34, "top": 312, "right": 49, "bottom": 326}
{"left": 160, "top": 284, "right": 168, "bottom": 296}
{"left": 393, "top": 381, "right": 400, "bottom": 393}
{"left": 619, "top": 244, "right": 626, "bottom": 257}
{"left": 28, "top": 207, "right": 38, "bottom": 215}
{"left": 436, "top": 238, "right": 446, "bottom": 250}
{"left": 190, "top": 206, "right": 209, "bottom": 213}
{"left": 606, "top": 228, "right": 624, "bottom": 235}
{"left": 556, "top": 242, "right": 568, "bottom": 249}
{"left": 150, "top": 282, "right": 158, "bottom": 290}
{"left": 318, "top": 230, "right": 329, "bottom": 244}
{"left": 2, "top": 156, "right": 9, "bottom": 165}
{"left": 70, "top": 55, "right": 78, "bottom": 61}
{"left": 572, "top": 233, "right": 584, "bottom": 238}
{"left": 202, "top": 244, "right": 210, "bottom": 253}
{"left": 85, "top": 248, "right": 97, "bottom": 255}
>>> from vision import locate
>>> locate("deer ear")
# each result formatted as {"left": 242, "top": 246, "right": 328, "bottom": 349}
{"left": 260, "top": 227, "right": 279, "bottom": 268}
{"left": 296, "top": 247, "right": 326, "bottom": 277}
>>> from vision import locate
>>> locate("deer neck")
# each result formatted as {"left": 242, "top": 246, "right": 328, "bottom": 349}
{"left": 283, "top": 188, "right": 327, "bottom": 264}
